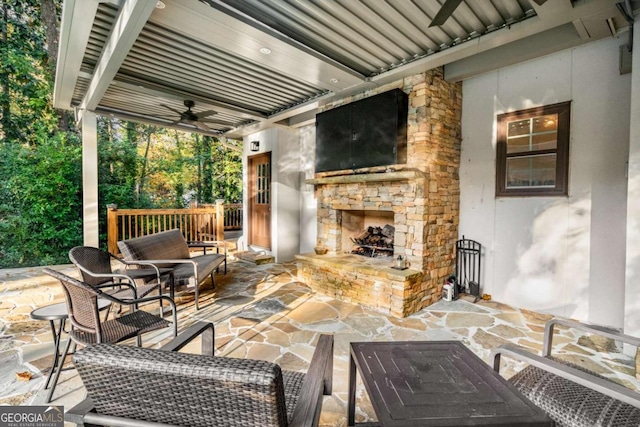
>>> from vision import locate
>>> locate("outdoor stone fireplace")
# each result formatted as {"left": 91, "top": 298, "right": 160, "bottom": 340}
{"left": 296, "top": 67, "right": 462, "bottom": 317}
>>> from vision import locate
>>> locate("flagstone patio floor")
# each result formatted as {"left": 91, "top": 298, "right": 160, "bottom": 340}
{"left": 1, "top": 257, "right": 639, "bottom": 426}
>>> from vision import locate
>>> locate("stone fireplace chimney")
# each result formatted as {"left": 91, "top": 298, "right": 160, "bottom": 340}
{"left": 296, "top": 67, "right": 462, "bottom": 317}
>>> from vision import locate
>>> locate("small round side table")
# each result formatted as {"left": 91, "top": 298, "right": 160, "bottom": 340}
{"left": 30, "top": 299, "right": 110, "bottom": 402}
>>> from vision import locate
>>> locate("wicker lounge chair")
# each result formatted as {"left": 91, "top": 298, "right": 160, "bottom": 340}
{"left": 42, "top": 268, "right": 177, "bottom": 403}
{"left": 66, "top": 322, "right": 334, "bottom": 427}
{"left": 492, "top": 318, "right": 640, "bottom": 427}
{"left": 69, "top": 246, "right": 172, "bottom": 316}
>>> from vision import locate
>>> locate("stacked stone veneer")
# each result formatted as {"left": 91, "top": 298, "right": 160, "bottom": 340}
{"left": 297, "top": 67, "right": 462, "bottom": 317}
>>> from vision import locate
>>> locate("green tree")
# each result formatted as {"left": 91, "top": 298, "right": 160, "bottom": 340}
{"left": 0, "top": 0, "right": 83, "bottom": 267}
{"left": 0, "top": 134, "right": 82, "bottom": 266}
{"left": 0, "top": 0, "right": 243, "bottom": 267}
{"left": 211, "top": 140, "right": 242, "bottom": 203}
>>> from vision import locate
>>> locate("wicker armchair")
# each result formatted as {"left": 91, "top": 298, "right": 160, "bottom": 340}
{"left": 66, "top": 322, "right": 334, "bottom": 427}
{"left": 42, "top": 268, "right": 177, "bottom": 403}
{"left": 69, "top": 246, "right": 173, "bottom": 316}
{"left": 491, "top": 318, "right": 640, "bottom": 427}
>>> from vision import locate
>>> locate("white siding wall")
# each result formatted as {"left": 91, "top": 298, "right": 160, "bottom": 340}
{"left": 243, "top": 127, "right": 301, "bottom": 263}
{"left": 460, "top": 37, "right": 631, "bottom": 328}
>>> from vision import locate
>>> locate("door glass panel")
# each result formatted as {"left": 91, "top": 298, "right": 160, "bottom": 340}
{"left": 255, "top": 162, "right": 270, "bottom": 205}
{"left": 506, "top": 154, "right": 556, "bottom": 188}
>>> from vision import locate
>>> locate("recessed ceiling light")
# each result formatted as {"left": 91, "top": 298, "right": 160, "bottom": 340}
{"left": 155, "top": 1, "right": 166, "bottom": 9}
{"left": 330, "top": 78, "right": 339, "bottom": 84}
{"left": 259, "top": 47, "right": 272, "bottom": 55}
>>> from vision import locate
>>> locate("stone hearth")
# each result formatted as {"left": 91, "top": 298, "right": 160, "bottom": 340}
{"left": 297, "top": 67, "right": 462, "bottom": 317}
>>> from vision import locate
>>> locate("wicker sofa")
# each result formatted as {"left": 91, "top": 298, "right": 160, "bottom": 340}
{"left": 118, "top": 229, "right": 226, "bottom": 310}
{"left": 66, "top": 322, "right": 334, "bottom": 427}
{"left": 492, "top": 318, "right": 640, "bottom": 427}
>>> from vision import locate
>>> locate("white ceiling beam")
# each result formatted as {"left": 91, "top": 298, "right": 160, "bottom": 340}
{"left": 572, "top": 19, "right": 591, "bottom": 40}
{"left": 53, "top": 0, "right": 100, "bottom": 110}
{"left": 96, "top": 106, "right": 244, "bottom": 151}
{"left": 370, "top": 0, "right": 624, "bottom": 86}
{"left": 79, "top": 0, "right": 157, "bottom": 113}
{"left": 530, "top": 0, "right": 574, "bottom": 21}
{"left": 95, "top": 106, "right": 227, "bottom": 138}
{"left": 444, "top": 24, "right": 586, "bottom": 82}
{"left": 152, "top": 0, "right": 366, "bottom": 92}
{"left": 223, "top": 91, "right": 343, "bottom": 138}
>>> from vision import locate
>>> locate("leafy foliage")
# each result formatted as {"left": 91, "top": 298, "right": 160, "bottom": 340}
{"left": 0, "top": 0, "right": 243, "bottom": 268}
{"left": 0, "top": 134, "right": 82, "bottom": 266}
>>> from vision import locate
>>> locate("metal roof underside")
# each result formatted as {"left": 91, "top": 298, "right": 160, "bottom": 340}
{"left": 55, "top": 0, "right": 635, "bottom": 138}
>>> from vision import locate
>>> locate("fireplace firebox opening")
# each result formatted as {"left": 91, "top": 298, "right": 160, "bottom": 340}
{"left": 340, "top": 210, "right": 395, "bottom": 257}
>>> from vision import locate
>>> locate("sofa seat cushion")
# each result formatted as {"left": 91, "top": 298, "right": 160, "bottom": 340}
{"left": 510, "top": 364, "right": 640, "bottom": 427}
{"left": 173, "top": 254, "right": 225, "bottom": 288}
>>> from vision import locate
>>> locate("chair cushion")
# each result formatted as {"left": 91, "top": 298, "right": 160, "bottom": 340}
{"left": 73, "top": 344, "right": 294, "bottom": 427}
{"left": 510, "top": 364, "right": 640, "bottom": 427}
{"left": 173, "top": 254, "right": 225, "bottom": 288}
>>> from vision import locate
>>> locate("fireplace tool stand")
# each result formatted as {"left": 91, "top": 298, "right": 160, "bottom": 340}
{"left": 455, "top": 236, "right": 482, "bottom": 302}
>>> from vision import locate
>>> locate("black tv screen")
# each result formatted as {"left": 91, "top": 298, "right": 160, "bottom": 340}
{"left": 315, "top": 89, "right": 408, "bottom": 173}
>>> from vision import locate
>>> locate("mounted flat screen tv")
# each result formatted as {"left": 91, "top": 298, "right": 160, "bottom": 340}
{"left": 315, "top": 89, "right": 408, "bottom": 173}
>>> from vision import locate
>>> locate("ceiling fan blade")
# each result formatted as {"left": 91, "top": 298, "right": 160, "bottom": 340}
{"left": 199, "top": 118, "right": 233, "bottom": 126}
{"left": 429, "top": 0, "right": 464, "bottom": 27}
{"left": 532, "top": 0, "right": 547, "bottom": 5}
{"left": 195, "top": 110, "right": 218, "bottom": 119}
{"left": 160, "top": 104, "right": 183, "bottom": 115}
{"left": 195, "top": 121, "right": 211, "bottom": 131}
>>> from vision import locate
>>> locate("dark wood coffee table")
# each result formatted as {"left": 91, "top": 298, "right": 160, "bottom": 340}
{"left": 348, "top": 341, "right": 553, "bottom": 426}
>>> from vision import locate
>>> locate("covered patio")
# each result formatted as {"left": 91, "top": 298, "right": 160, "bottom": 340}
{"left": 2, "top": 256, "right": 639, "bottom": 425}
{"left": 6, "top": 0, "right": 640, "bottom": 424}
{"left": 54, "top": 0, "right": 640, "bottom": 336}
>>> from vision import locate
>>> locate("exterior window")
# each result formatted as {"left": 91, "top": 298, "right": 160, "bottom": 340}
{"left": 496, "top": 101, "right": 571, "bottom": 197}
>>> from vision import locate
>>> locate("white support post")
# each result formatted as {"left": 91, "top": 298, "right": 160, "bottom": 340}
{"left": 624, "top": 14, "right": 640, "bottom": 352}
{"left": 82, "top": 110, "right": 99, "bottom": 247}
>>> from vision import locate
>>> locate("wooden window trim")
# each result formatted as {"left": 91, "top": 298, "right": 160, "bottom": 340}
{"left": 496, "top": 101, "right": 571, "bottom": 197}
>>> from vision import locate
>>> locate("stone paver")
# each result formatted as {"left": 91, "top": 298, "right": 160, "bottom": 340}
{"left": 1, "top": 259, "right": 639, "bottom": 426}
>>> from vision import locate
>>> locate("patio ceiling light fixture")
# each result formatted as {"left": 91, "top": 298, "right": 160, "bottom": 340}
{"left": 155, "top": 1, "right": 166, "bottom": 9}
{"left": 259, "top": 47, "right": 272, "bottom": 55}
{"left": 250, "top": 140, "right": 260, "bottom": 152}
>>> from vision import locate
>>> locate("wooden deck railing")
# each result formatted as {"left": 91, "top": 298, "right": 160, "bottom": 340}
{"left": 107, "top": 203, "right": 242, "bottom": 254}
{"left": 223, "top": 203, "right": 243, "bottom": 230}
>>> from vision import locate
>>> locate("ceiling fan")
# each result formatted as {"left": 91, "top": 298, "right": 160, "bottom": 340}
{"left": 160, "top": 100, "right": 217, "bottom": 131}
{"left": 429, "top": 0, "right": 548, "bottom": 27}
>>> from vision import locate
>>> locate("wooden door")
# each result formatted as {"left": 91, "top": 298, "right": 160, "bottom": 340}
{"left": 249, "top": 152, "right": 271, "bottom": 249}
